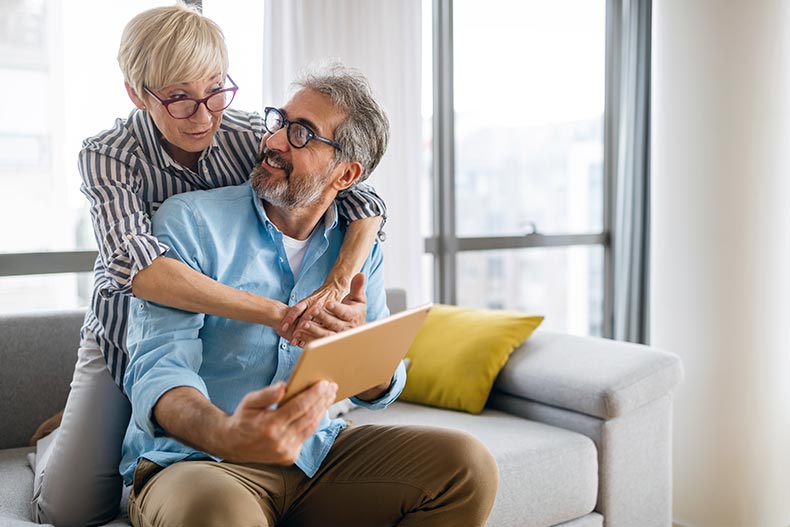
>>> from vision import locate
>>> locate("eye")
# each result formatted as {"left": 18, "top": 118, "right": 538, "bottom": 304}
{"left": 166, "top": 92, "right": 188, "bottom": 100}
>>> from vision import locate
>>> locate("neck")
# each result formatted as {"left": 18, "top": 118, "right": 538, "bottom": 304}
{"left": 263, "top": 194, "right": 336, "bottom": 240}
{"left": 162, "top": 139, "right": 201, "bottom": 172}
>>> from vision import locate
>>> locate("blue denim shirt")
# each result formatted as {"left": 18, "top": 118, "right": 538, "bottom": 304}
{"left": 119, "top": 182, "right": 403, "bottom": 485}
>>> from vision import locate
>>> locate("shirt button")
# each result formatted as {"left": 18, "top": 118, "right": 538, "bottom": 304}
{"left": 290, "top": 293, "right": 296, "bottom": 301}
{"left": 280, "top": 342, "right": 287, "bottom": 350}
{"left": 126, "top": 234, "right": 134, "bottom": 240}
{"left": 279, "top": 257, "right": 284, "bottom": 263}
{"left": 139, "top": 303, "right": 144, "bottom": 310}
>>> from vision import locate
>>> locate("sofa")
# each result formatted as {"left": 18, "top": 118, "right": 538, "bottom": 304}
{"left": 0, "top": 290, "right": 683, "bottom": 527}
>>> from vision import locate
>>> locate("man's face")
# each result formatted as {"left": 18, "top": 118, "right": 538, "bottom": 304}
{"left": 251, "top": 89, "right": 346, "bottom": 209}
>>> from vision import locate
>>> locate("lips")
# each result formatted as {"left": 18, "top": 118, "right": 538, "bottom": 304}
{"left": 258, "top": 148, "right": 292, "bottom": 174}
{"left": 187, "top": 129, "right": 211, "bottom": 138}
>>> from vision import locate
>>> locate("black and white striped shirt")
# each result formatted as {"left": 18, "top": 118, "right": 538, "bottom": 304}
{"left": 79, "top": 108, "right": 386, "bottom": 388}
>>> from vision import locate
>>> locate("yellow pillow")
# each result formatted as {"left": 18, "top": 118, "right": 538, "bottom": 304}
{"left": 400, "top": 304, "right": 543, "bottom": 414}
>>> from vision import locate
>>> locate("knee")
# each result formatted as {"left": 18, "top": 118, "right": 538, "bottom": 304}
{"left": 34, "top": 476, "right": 122, "bottom": 527}
{"left": 137, "top": 463, "right": 266, "bottom": 527}
{"left": 442, "top": 430, "right": 499, "bottom": 497}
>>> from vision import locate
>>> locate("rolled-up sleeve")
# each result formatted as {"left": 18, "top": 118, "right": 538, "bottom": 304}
{"left": 125, "top": 301, "right": 209, "bottom": 437}
{"left": 79, "top": 143, "right": 169, "bottom": 296}
{"left": 123, "top": 195, "right": 209, "bottom": 437}
{"left": 336, "top": 182, "right": 387, "bottom": 239}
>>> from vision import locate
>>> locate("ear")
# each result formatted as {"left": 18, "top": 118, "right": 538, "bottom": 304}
{"left": 125, "top": 82, "right": 146, "bottom": 110}
{"left": 333, "top": 161, "right": 363, "bottom": 191}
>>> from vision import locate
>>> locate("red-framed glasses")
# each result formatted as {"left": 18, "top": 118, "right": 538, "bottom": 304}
{"left": 143, "top": 75, "right": 238, "bottom": 119}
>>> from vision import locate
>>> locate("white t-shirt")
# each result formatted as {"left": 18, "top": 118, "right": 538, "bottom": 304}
{"left": 282, "top": 231, "right": 314, "bottom": 280}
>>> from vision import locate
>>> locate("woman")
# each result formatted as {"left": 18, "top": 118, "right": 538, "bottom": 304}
{"left": 31, "top": 4, "right": 385, "bottom": 525}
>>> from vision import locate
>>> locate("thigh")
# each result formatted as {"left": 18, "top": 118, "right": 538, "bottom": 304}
{"left": 130, "top": 460, "right": 281, "bottom": 527}
{"left": 32, "top": 332, "right": 132, "bottom": 526}
{"left": 281, "top": 425, "right": 498, "bottom": 527}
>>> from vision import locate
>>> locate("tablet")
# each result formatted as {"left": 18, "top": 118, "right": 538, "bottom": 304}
{"left": 283, "top": 304, "right": 433, "bottom": 404}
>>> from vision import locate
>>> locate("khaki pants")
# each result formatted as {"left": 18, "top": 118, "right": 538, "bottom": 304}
{"left": 129, "top": 424, "right": 498, "bottom": 527}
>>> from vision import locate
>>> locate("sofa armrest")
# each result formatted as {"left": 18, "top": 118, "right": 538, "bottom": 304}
{"left": 494, "top": 330, "right": 683, "bottom": 420}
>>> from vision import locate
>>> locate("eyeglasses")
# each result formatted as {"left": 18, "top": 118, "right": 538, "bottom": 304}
{"left": 144, "top": 75, "right": 238, "bottom": 119}
{"left": 263, "top": 107, "right": 342, "bottom": 151}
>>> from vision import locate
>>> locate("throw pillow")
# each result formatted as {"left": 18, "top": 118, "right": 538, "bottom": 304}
{"left": 400, "top": 304, "right": 543, "bottom": 414}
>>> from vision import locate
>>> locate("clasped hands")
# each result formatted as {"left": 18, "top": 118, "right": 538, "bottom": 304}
{"left": 278, "top": 272, "right": 368, "bottom": 348}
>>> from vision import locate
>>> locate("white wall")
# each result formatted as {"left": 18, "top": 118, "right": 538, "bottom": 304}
{"left": 651, "top": 0, "right": 790, "bottom": 525}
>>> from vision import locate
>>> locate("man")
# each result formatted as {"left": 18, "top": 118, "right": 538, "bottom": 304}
{"left": 121, "top": 63, "right": 498, "bottom": 527}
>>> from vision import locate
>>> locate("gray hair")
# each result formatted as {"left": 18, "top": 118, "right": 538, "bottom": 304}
{"left": 293, "top": 62, "right": 390, "bottom": 183}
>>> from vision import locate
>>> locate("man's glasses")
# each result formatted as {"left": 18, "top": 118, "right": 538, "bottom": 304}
{"left": 263, "top": 107, "right": 342, "bottom": 151}
{"left": 144, "top": 75, "right": 238, "bottom": 119}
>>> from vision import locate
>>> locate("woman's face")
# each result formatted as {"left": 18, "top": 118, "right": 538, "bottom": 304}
{"left": 141, "top": 74, "right": 226, "bottom": 164}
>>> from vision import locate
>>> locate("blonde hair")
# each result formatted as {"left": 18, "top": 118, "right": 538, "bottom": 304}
{"left": 118, "top": 3, "right": 228, "bottom": 96}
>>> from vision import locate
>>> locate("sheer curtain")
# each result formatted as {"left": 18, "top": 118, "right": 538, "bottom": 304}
{"left": 262, "top": 0, "right": 424, "bottom": 305}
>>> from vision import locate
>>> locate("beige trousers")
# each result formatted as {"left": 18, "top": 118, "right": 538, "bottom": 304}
{"left": 129, "top": 424, "right": 499, "bottom": 527}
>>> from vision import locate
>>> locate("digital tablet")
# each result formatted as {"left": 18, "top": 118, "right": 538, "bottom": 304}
{"left": 283, "top": 304, "right": 433, "bottom": 404}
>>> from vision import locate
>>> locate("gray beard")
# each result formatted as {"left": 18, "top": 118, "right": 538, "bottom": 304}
{"left": 250, "top": 163, "right": 331, "bottom": 209}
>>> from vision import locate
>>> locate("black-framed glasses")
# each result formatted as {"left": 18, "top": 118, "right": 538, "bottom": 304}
{"left": 263, "top": 107, "right": 342, "bottom": 151}
{"left": 144, "top": 75, "right": 238, "bottom": 119}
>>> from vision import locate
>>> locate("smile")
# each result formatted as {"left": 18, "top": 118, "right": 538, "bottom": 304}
{"left": 265, "top": 156, "right": 286, "bottom": 170}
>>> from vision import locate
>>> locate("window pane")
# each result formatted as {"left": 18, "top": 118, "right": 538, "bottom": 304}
{"left": 456, "top": 246, "right": 604, "bottom": 337}
{"left": 453, "top": 0, "right": 605, "bottom": 237}
{"left": 0, "top": 272, "right": 92, "bottom": 314}
{"left": 0, "top": 1, "right": 177, "bottom": 254}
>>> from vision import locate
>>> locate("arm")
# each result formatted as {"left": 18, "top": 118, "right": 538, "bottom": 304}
{"left": 152, "top": 382, "right": 337, "bottom": 464}
{"left": 281, "top": 182, "right": 386, "bottom": 333}
{"left": 79, "top": 146, "right": 285, "bottom": 326}
{"left": 132, "top": 257, "right": 286, "bottom": 328}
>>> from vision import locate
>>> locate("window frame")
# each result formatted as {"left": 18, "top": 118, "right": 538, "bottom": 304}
{"left": 427, "top": 0, "right": 614, "bottom": 337}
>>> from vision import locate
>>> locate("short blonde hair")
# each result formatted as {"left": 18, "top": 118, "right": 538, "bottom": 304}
{"left": 118, "top": 3, "right": 228, "bottom": 96}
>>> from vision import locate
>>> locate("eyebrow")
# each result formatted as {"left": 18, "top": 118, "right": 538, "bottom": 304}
{"left": 281, "top": 108, "right": 322, "bottom": 135}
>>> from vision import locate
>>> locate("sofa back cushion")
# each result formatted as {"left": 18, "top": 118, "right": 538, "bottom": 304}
{"left": 0, "top": 310, "right": 83, "bottom": 449}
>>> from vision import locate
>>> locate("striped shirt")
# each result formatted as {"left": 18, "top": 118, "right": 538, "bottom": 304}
{"left": 79, "top": 107, "right": 386, "bottom": 388}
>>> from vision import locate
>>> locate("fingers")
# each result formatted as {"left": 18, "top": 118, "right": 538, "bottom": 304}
{"left": 282, "top": 302, "right": 309, "bottom": 333}
{"left": 323, "top": 301, "right": 363, "bottom": 323}
{"left": 239, "top": 382, "right": 286, "bottom": 410}
{"left": 293, "top": 320, "right": 335, "bottom": 345}
{"left": 278, "top": 380, "right": 337, "bottom": 426}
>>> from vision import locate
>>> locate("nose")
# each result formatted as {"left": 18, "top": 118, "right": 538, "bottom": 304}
{"left": 189, "top": 101, "right": 213, "bottom": 124}
{"left": 265, "top": 125, "right": 290, "bottom": 151}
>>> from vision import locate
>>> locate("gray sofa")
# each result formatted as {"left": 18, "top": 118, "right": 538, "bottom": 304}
{"left": 0, "top": 291, "right": 682, "bottom": 527}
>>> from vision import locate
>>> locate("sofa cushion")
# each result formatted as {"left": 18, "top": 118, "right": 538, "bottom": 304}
{"left": 350, "top": 401, "right": 598, "bottom": 527}
{"left": 0, "top": 447, "right": 35, "bottom": 523}
{"left": 400, "top": 305, "right": 543, "bottom": 414}
{"left": 495, "top": 331, "right": 683, "bottom": 420}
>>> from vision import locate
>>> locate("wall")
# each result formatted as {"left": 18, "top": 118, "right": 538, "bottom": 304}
{"left": 651, "top": 0, "right": 790, "bottom": 525}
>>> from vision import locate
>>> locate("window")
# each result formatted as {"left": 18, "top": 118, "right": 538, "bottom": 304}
{"left": 424, "top": 0, "right": 609, "bottom": 336}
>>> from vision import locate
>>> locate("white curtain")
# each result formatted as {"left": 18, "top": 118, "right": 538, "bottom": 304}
{"left": 263, "top": 0, "right": 424, "bottom": 306}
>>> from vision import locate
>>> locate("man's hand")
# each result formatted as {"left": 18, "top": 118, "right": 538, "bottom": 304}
{"left": 290, "top": 273, "right": 368, "bottom": 347}
{"left": 219, "top": 380, "right": 337, "bottom": 465}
